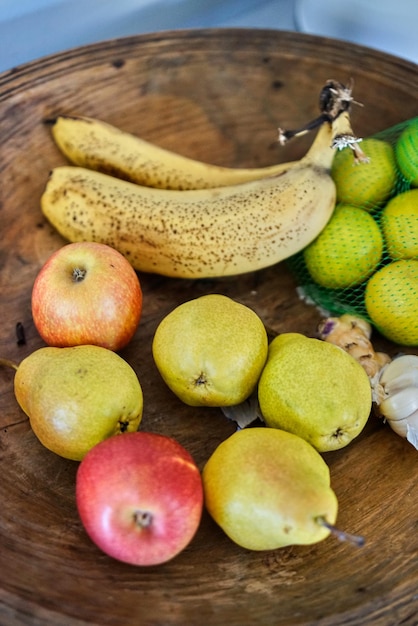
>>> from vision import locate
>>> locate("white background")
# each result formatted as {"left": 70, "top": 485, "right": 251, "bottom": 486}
{"left": 0, "top": 0, "right": 417, "bottom": 73}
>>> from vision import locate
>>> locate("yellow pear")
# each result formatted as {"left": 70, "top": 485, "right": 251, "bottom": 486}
{"left": 14, "top": 345, "right": 143, "bottom": 460}
{"left": 202, "top": 427, "right": 339, "bottom": 550}
{"left": 152, "top": 294, "right": 268, "bottom": 407}
{"left": 258, "top": 333, "right": 372, "bottom": 452}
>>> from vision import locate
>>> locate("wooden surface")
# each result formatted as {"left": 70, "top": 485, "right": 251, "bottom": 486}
{"left": 0, "top": 29, "right": 417, "bottom": 626}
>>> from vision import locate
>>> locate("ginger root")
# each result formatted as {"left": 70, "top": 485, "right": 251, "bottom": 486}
{"left": 317, "top": 314, "right": 391, "bottom": 379}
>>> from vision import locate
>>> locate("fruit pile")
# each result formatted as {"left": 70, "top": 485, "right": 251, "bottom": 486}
{"left": 288, "top": 117, "right": 418, "bottom": 347}
{"left": 1, "top": 80, "right": 416, "bottom": 570}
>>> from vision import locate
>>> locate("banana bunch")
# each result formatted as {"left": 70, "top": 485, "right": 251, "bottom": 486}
{"left": 41, "top": 81, "right": 364, "bottom": 279}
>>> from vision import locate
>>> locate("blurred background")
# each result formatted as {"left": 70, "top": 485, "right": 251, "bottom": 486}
{"left": 0, "top": 0, "right": 417, "bottom": 73}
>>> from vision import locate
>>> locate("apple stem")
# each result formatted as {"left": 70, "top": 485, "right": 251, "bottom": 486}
{"left": 316, "top": 516, "right": 365, "bottom": 547}
{"left": 134, "top": 510, "right": 153, "bottom": 529}
{"left": 0, "top": 357, "right": 19, "bottom": 372}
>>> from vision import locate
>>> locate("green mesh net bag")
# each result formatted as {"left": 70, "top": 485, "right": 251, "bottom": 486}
{"left": 287, "top": 117, "right": 418, "bottom": 346}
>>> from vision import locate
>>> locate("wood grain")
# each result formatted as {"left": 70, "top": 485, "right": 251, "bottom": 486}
{"left": 0, "top": 29, "right": 417, "bottom": 626}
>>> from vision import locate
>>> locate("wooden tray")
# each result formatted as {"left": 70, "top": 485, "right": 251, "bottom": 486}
{"left": 0, "top": 29, "right": 417, "bottom": 626}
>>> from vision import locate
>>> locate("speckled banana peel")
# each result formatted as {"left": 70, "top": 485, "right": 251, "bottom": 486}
{"left": 51, "top": 114, "right": 295, "bottom": 190}
{"left": 41, "top": 111, "right": 356, "bottom": 279}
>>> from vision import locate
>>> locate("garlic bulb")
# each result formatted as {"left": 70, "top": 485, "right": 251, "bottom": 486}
{"left": 374, "top": 354, "right": 418, "bottom": 449}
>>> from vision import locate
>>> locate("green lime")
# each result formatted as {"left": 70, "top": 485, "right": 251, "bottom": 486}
{"left": 364, "top": 259, "right": 418, "bottom": 346}
{"left": 395, "top": 118, "right": 418, "bottom": 186}
{"left": 381, "top": 189, "right": 418, "bottom": 259}
{"left": 331, "top": 138, "right": 397, "bottom": 210}
{"left": 304, "top": 204, "right": 383, "bottom": 289}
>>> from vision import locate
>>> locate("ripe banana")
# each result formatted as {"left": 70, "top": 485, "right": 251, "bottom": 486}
{"left": 41, "top": 110, "right": 358, "bottom": 279}
{"left": 50, "top": 114, "right": 295, "bottom": 190}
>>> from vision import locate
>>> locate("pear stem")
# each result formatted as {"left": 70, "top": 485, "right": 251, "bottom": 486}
{"left": 0, "top": 357, "right": 19, "bottom": 372}
{"left": 316, "top": 516, "right": 365, "bottom": 547}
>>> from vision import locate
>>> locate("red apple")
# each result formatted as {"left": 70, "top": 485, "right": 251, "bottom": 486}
{"left": 31, "top": 242, "right": 142, "bottom": 351}
{"left": 75, "top": 431, "right": 204, "bottom": 566}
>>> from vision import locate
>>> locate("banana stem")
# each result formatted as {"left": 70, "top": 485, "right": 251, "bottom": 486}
{"left": 0, "top": 357, "right": 19, "bottom": 371}
{"left": 278, "top": 79, "right": 364, "bottom": 159}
